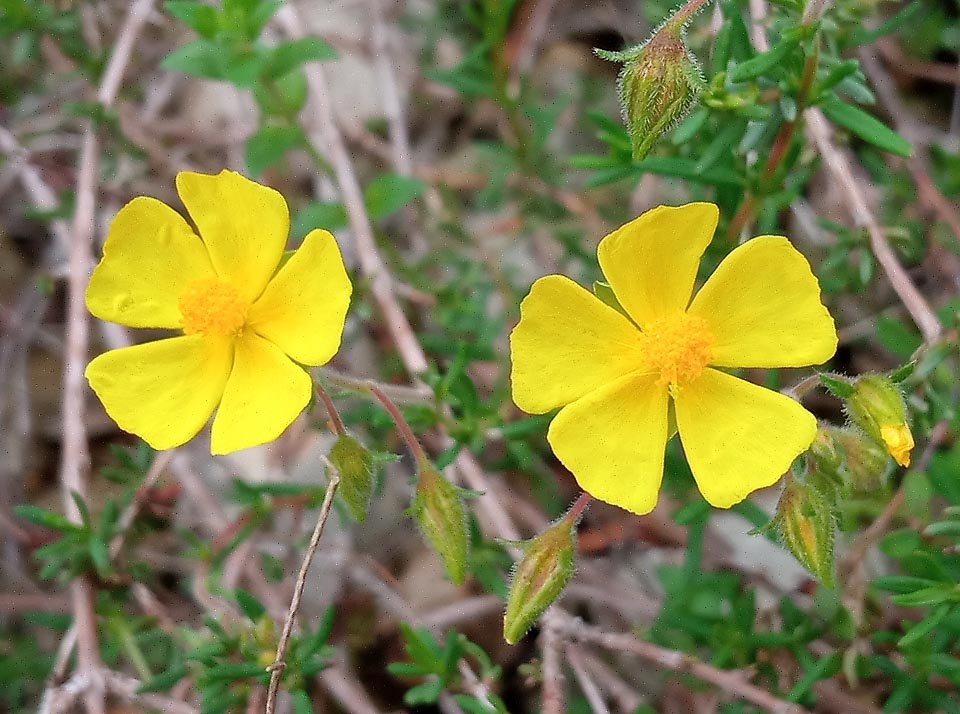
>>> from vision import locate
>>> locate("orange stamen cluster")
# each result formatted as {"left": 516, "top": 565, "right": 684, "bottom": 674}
{"left": 178, "top": 279, "right": 248, "bottom": 336}
{"left": 640, "top": 312, "right": 713, "bottom": 390}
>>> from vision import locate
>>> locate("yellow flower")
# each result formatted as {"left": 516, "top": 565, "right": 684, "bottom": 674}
{"left": 510, "top": 203, "right": 837, "bottom": 514}
{"left": 85, "top": 170, "right": 352, "bottom": 455}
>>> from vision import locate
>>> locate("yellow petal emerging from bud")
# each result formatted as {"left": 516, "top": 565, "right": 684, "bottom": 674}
{"left": 845, "top": 374, "right": 914, "bottom": 468}
{"left": 880, "top": 424, "right": 914, "bottom": 468}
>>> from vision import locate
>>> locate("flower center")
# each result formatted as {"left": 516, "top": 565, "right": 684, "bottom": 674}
{"left": 178, "top": 279, "right": 248, "bottom": 336}
{"left": 640, "top": 312, "right": 713, "bottom": 390}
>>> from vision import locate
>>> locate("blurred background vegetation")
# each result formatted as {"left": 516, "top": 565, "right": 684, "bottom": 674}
{"left": 1, "top": 0, "right": 959, "bottom": 712}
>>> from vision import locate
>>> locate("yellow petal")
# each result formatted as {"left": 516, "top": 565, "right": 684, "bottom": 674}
{"left": 210, "top": 333, "right": 312, "bottom": 454}
{"left": 176, "top": 170, "right": 288, "bottom": 304}
{"left": 510, "top": 275, "right": 647, "bottom": 414}
{"left": 597, "top": 203, "right": 718, "bottom": 328}
{"left": 86, "top": 197, "right": 216, "bottom": 328}
{"left": 547, "top": 373, "right": 669, "bottom": 515}
{"left": 687, "top": 236, "right": 837, "bottom": 368}
{"left": 248, "top": 229, "right": 352, "bottom": 366}
{"left": 85, "top": 335, "right": 233, "bottom": 450}
{"left": 674, "top": 368, "right": 816, "bottom": 508}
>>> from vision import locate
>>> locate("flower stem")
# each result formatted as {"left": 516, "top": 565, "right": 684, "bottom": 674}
{"left": 315, "top": 384, "right": 347, "bottom": 437}
{"left": 564, "top": 492, "right": 592, "bottom": 523}
{"left": 669, "top": 0, "right": 715, "bottom": 28}
{"left": 367, "top": 383, "right": 430, "bottom": 470}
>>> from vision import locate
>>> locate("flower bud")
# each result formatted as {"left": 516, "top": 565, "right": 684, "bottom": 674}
{"left": 596, "top": 15, "right": 704, "bottom": 161}
{"left": 808, "top": 426, "right": 842, "bottom": 475}
{"left": 503, "top": 516, "right": 577, "bottom": 645}
{"left": 409, "top": 465, "right": 469, "bottom": 585}
{"left": 845, "top": 375, "right": 914, "bottom": 467}
{"left": 834, "top": 428, "right": 891, "bottom": 493}
{"left": 328, "top": 434, "right": 375, "bottom": 522}
{"left": 772, "top": 478, "right": 836, "bottom": 587}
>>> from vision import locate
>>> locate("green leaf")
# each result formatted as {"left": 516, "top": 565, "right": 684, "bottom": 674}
{"left": 164, "top": 1, "right": 219, "bottom": 38}
{"left": 234, "top": 589, "right": 266, "bottom": 621}
{"left": 848, "top": 1, "right": 923, "bottom": 46}
{"left": 404, "top": 679, "right": 444, "bottom": 706}
{"left": 244, "top": 0, "right": 282, "bottom": 38}
{"left": 14, "top": 504, "right": 78, "bottom": 532}
{"left": 245, "top": 125, "right": 302, "bottom": 176}
{"left": 204, "top": 661, "right": 268, "bottom": 682}
{"left": 161, "top": 39, "right": 227, "bottom": 80}
{"left": 138, "top": 663, "right": 189, "bottom": 693}
{"left": 892, "top": 585, "right": 960, "bottom": 608}
{"left": 898, "top": 603, "right": 952, "bottom": 648}
{"left": 820, "top": 97, "right": 912, "bottom": 157}
{"left": 292, "top": 201, "right": 348, "bottom": 238}
{"left": 729, "top": 34, "right": 800, "bottom": 82}
{"left": 263, "top": 38, "right": 337, "bottom": 79}
{"left": 363, "top": 173, "right": 425, "bottom": 220}
{"left": 291, "top": 690, "right": 314, "bottom": 714}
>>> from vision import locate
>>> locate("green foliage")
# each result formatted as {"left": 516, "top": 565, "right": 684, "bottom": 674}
{"left": 162, "top": 0, "right": 337, "bottom": 176}
{"left": 388, "top": 623, "right": 507, "bottom": 712}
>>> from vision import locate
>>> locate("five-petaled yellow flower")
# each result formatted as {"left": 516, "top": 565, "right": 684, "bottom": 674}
{"left": 510, "top": 203, "right": 838, "bottom": 514}
{"left": 85, "top": 170, "right": 351, "bottom": 455}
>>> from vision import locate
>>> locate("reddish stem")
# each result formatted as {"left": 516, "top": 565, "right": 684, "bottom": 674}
{"left": 564, "top": 492, "right": 593, "bottom": 523}
{"left": 315, "top": 384, "right": 347, "bottom": 437}
{"left": 367, "top": 383, "right": 430, "bottom": 469}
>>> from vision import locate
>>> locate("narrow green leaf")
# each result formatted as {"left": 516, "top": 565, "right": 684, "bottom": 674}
{"left": 898, "top": 603, "right": 952, "bottom": 648}
{"left": 820, "top": 97, "right": 912, "bottom": 157}
{"left": 13, "top": 504, "right": 78, "bottom": 532}
{"left": 729, "top": 35, "right": 800, "bottom": 82}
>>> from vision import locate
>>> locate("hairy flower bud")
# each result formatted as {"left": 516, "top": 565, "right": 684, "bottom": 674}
{"left": 328, "top": 434, "right": 375, "bottom": 522}
{"left": 846, "top": 375, "right": 914, "bottom": 467}
{"left": 772, "top": 478, "right": 836, "bottom": 587}
{"left": 596, "top": 13, "right": 704, "bottom": 161}
{"left": 409, "top": 465, "right": 469, "bottom": 585}
{"left": 834, "top": 428, "right": 891, "bottom": 493}
{"left": 503, "top": 514, "right": 577, "bottom": 645}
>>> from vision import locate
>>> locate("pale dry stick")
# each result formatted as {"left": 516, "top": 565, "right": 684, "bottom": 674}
{"left": 553, "top": 614, "right": 809, "bottom": 714}
{"left": 565, "top": 644, "right": 612, "bottom": 714}
{"left": 571, "top": 646, "right": 644, "bottom": 714}
{"left": 420, "top": 593, "right": 503, "bottom": 629}
{"left": 62, "top": 122, "right": 107, "bottom": 714}
{"left": 264, "top": 468, "right": 341, "bottom": 714}
{"left": 54, "top": 4, "right": 157, "bottom": 713}
{"left": 319, "top": 664, "right": 387, "bottom": 714}
{"left": 108, "top": 449, "right": 175, "bottom": 559}
{"left": 800, "top": 0, "right": 831, "bottom": 25}
{"left": 804, "top": 108, "right": 942, "bottom": 343}
{"left": 368, "top": 0, "right": 412, "bottom": 177}
{"left": 0, "top": 126, "right": 72, "bottom": 252}
{"left": 367, "top": 0, "right": 431, "bottom": 256}
{"left": 275, "top": 4, "right": 428, "bottom": 377}
{"left": 747, "top": 0, "right": 770, "bottom": 53}
{"left": 540, "top": 613, "right": 566, "bottom": 714}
